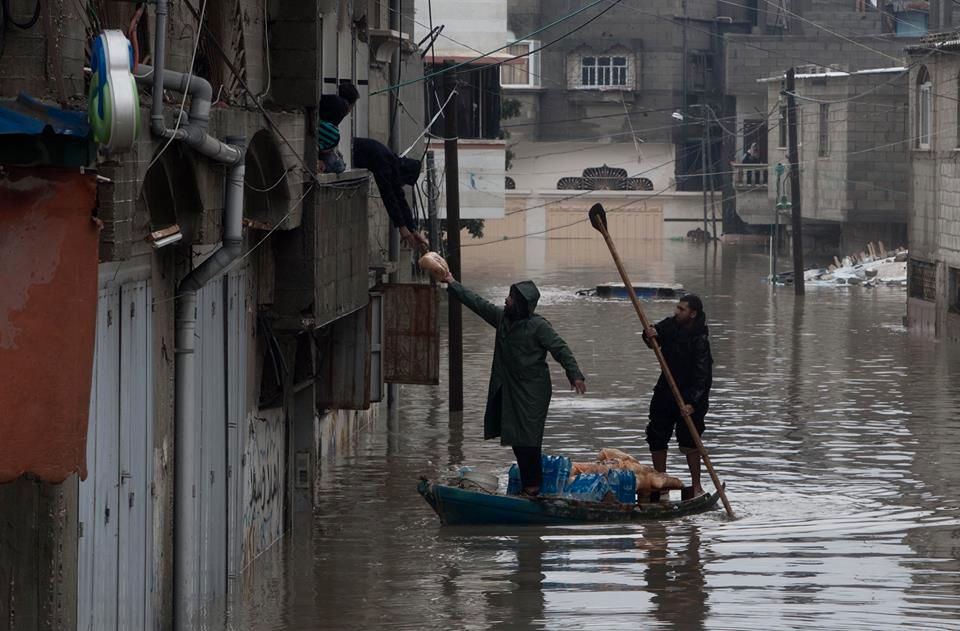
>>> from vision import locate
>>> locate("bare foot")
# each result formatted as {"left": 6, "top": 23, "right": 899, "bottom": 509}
{"left": 691, "top": 485, "right": 705, "bottom": 497}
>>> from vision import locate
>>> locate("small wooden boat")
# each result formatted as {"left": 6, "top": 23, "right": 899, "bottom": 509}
{"left": 417, "top": 478, "right": 722, "bottom": 526}
{"left": 576, "top": 282, "right": 684, "bottom": 300}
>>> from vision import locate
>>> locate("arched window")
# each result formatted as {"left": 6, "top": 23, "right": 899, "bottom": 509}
{"left": 917, "top": 66, "right": 932, "bottom": 149}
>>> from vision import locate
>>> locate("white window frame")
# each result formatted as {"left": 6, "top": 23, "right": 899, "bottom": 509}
{"left": 500, "top": 40, "right": 540, "bottom": 88}
{"left": 577, "top": 54, "right": 630, "bottom": 89}
{"left": 919, "top": 80, "right": 932, "bottom": 149}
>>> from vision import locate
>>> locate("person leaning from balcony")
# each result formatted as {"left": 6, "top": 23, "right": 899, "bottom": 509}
{"left": 741, "top": 142, "right": 761, "bottom": 164}
{"left": 440, "top": 273, "right": 586, "bottom": 497}
{"left": 353, "top": 137, "right": 430, "bottom": 252}
{"left": 316, "top": 82, "right": 359, "bottom": 174}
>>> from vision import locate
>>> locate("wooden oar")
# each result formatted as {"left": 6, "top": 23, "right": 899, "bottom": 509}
{"left": 588, "top": 203, "right": 734, "bottom": 518}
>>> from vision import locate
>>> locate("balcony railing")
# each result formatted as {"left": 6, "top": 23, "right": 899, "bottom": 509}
{"left": 733, "top": 163, "right": 769, "bottom": 190}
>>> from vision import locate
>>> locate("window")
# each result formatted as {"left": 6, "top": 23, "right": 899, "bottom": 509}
{"left": 818, "top": 103, "right": 830, "bottom": 157}
{"left": 580, "top": 55, "right": 628, "bottom": 88}
{"left": 909, "top": 258, "right": 936, "bottom": 301}
{"left": 428, "top": 64, "right": 501, "bottom": 140}
{"left": 951, "top": 268, "right": 960, "bottom": 312}
{"left": 501, "top": 40, "right": 540, "bottom": 88}
{"left": 917, "top": 67, "right": 932, "bottom": 149}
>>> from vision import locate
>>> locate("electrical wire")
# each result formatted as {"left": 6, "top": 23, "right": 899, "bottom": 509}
{"left": 370, "top": 0, "right": 617, "bottom": 95}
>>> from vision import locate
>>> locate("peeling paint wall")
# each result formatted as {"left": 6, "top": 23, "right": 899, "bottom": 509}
{"left": 241, "top": 408, "right": 285, "bottom": 569}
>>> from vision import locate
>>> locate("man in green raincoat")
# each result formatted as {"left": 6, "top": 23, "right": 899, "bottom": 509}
{"left": 443, "top": 272, "right": 586, "bottom": 496}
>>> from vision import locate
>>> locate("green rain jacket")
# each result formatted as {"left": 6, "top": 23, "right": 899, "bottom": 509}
{"left": 447, "top": 280, "right": 584, "bottom": 447}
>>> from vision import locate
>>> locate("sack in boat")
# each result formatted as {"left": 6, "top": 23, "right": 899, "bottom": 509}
{"left": 418, "top": 251, "right": 450, "bottom": 282}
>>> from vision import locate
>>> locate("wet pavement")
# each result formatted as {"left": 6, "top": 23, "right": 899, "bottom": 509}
{"left": 232, "top": 240, "right": 960, "bottom": 630}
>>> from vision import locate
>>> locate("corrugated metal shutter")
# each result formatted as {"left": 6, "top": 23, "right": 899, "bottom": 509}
{"left": 381, "top": 284, "right": 440, "bottom": 385}
{"left": 78, "top": 279, "right": 155, "bottom": 631}
{"left": 198, "top": 276, "right": 227, "bottom": 610}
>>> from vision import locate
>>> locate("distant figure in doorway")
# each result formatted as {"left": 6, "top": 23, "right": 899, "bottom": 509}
{"left": 741, "top": 142, "right": 761, "bottom": 164}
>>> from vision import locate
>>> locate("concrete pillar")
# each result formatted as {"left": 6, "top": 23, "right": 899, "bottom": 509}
{"left": 525, "top": 195, "right": 547, "bottom": 272}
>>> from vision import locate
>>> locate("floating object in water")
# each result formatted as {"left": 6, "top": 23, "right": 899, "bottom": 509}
{"left": 576, "top": 282, "right": 684, "bottom": 300}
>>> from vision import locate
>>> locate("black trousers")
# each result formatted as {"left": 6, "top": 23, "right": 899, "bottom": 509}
{"left": 512, "top": 446, "right": 542, "bottom": 490}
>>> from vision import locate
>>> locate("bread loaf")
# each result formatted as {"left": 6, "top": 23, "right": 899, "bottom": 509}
{"left": 418, "top": 251, "right": 450, "bottom": 282}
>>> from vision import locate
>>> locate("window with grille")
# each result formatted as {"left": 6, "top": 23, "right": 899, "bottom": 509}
{"left": 501, "top": 40, "right": 540, "bottom": 88}
{"left": 909, "top": 258, "right": 936, "bottom": 301}
{"left": 951, "top": 267, "right": 960, "bottom": 312}
{"left": 580, "top": 55, "right": 628, "bottom": 88}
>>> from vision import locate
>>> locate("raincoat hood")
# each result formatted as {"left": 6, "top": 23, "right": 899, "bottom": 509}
{"left": 510, "top": 280, "right": 540, "bottom": 313}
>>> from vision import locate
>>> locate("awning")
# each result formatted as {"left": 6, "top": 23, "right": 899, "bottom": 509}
{"left": 0, "top": 167, "right": 99, "bottom": 483}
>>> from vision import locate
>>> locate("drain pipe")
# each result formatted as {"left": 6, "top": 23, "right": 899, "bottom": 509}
{"left": 150, "top": 0, "right": 168, "bottom": 137}
{"left": 173, "top": 138, "right": 244, "bottom": 630}
{"left": 139, "top": 9, "right": 246, "bottom": 628}
{"left": 136, "top": 63, "right": 242, "bottom": 165}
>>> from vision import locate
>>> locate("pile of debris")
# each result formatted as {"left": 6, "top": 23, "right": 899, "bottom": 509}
{"left": 777, "top": 242, "right": 908, "bottom": 288}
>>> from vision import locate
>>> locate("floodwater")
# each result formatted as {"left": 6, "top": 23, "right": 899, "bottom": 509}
{"left": 232, "top": 240, "right": 960, "bottom": 630}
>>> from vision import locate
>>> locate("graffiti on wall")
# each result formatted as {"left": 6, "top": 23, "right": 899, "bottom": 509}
{"left": 242, "top": 408, "right": 284, "bottom": 569}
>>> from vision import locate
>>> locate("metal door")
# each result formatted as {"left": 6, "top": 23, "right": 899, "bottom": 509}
{"left": 78, "top": 280, "right": 155, "bottom": 630}
{"left": 78, "top": 287, "right": 120, "bottom": 631}
{"left": 198, "top": 276, "right": 227, "bottom": 610}
{"left": 117, "top": 281, "right": 153, "bottom": 630}
{"left": 226, "top": 271, "right": 249, "bottom": 585}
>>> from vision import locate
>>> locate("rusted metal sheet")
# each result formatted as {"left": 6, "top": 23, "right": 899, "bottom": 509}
{"left": 316, "top": 306, "right": 371, "bottom": 410}
{"left": 0, "top": 167, "right": 98, "bottom": 483}
{"left": 381, "top": 284, "right": 440, "bottom": 385}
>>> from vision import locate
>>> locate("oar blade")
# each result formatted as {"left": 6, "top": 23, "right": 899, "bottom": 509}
{"left": 588, "top": 203, "right": 607, "bottom": 232}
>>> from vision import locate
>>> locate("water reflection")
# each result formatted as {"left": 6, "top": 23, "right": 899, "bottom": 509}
{"left": 231, "top": 240, "right": 960, "bottom": 631}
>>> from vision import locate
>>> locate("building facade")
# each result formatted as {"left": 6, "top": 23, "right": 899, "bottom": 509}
{"left": 906, "top": 34, "right": 960, "bottom": 341}
{"left": 0, "top": 1, "right": 435, "bottom": 630}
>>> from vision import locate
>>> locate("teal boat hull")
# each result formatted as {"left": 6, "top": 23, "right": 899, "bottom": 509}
{"left": 417, "top": 479, "right": 721, "bottom": 526}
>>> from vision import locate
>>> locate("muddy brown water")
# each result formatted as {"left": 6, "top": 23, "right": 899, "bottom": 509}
{"left": 231, "top": 241, "right": 960, "bottom": 630}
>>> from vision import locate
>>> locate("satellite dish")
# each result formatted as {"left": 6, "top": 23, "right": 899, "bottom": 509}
{"left": 88, "top": 30, "right": 139, "bottom": 153}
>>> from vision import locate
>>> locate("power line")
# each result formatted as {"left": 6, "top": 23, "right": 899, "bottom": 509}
{"left": 370, "top": 0, "right": 618, "bottom": 95}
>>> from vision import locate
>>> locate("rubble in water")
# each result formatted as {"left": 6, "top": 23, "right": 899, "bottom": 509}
{"left": 776, "top": 243, "right": 908, "bottom": 288}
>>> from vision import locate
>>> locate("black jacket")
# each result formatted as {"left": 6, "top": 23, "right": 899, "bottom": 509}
{"left": 352, "top": 137, "right": 417, "bottom": 232}
{"left": 645, "top": 316, "right": 713, "bottom": 416}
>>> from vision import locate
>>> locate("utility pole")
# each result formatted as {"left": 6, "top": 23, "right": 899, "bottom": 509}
{"left": 700, "top": 124, "right": 709, "bottom": 238}
{"left": 387, "top": 0, "right": 402, "bottom": 408}
{"left": 680, "top": 0, "right": 688, "bottom": 188}
{"left": 443, "top": 70, "right": 463, "bottom": 413}
{"left": 426, "top": 150, "right": 439, "bottom": 252}
{"left": 703, "top": 56, "right": 718, "bottom": 241}
{"left": 785, "top": 67, "right": 805, "bottom": 295}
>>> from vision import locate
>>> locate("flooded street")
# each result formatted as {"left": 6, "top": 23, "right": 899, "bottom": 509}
{"left": 233, "top": 240, "right": 960, "bottom": 630}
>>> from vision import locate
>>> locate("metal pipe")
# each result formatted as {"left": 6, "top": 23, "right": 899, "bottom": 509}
{"left": 136, "top": 64, "right": 241, "bottom": 165}
{"left": 151, "top": 0, "right": 168, "bottom": 137}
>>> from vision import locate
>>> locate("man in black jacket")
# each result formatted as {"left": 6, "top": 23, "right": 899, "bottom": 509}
{"left": 353, "top": 137, "right": 429, "bottom": 252}
{"left": 642, "top": 294, "right": 713, "bottom": 496}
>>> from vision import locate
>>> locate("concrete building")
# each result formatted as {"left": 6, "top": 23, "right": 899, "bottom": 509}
{"left": 0, "top": 1, "right": 435, "bottom": 630}
{"left": 491, "top": 0, "right": 761, "bottom": 249}
{"left": 724, "top": 0, "right": 957, "bottom": 236}
{"left": 414, "top": 0, "right": 508, "bottom": 219}
{"left": 905, "top": 34, "right": 960, "bottom": 341}
{"left": 742, "top": 66, "right": 910, "bottom": 256}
